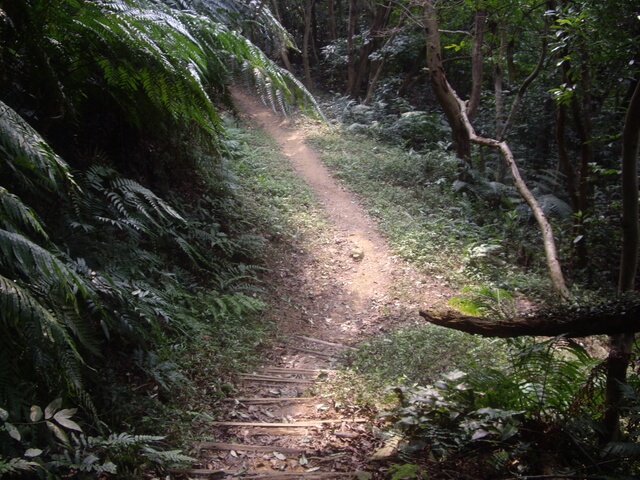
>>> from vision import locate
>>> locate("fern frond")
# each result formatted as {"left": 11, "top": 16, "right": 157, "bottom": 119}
{"left": 0, "top": 188, "right": 49, "bottom": 240}
{"left": 0, "top": 456, "right": 39, "bottom": 475}
{"left": 448, "top": 286, "right": 516, "bottom": 319}
{"left": 0, "top": 229, "right": 87, "bottom": 302}
{"left": 0, "top": 101, "right": 76, "bottom": 196}
{"left": 0, "top": 274, "right": 60, "bottom": 331}
{"left": 507, "top": 337, "right": 596, "bottom": 417}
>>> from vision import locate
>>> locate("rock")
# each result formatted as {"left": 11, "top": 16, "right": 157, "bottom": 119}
{"left": 350, "top": 247, "right": 365, "bottom": 261}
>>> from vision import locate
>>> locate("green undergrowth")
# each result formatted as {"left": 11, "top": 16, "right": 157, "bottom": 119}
{"left": 329, "top": 323, "right": 508, "bottom": 410}
{"left": 172, "top": 117, "right": 333, "bottom": 438}
{"left": 304, "top": 122, "right": 557, "bottom": 298}
{"left": 296, "top": 119, "right": 640, "bottom": 476}
{"left": 228, "top": 120, "right": 330, "bottom": 247}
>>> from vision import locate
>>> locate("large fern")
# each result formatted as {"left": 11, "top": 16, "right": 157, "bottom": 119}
{"left": 0, "top": 0, "right": 286, "bottom": 473}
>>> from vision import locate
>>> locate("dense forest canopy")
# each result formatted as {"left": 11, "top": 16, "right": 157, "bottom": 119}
{"left": 1, "top": 0, "right": 639, "bottom": 477}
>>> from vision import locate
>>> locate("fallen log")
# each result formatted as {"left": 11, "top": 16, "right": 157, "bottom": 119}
{"left": 419, "top": 300, "right": 640, "bottom": 338}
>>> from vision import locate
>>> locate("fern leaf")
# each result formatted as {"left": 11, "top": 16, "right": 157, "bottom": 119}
{"left": 0, "top": 100, "right": 76, "bottom": 194}
{"left": 0, "top": 188, "right": 49, "bottom": 240}
{"left": 0, "top": 229, "right": 87, "bottom": 301}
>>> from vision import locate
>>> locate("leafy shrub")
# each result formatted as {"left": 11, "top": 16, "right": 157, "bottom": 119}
{"left": 388, "top": 111, "right": 451, "bottom": 150}
{"left": 383, "top": 337, "right": 614, "bottom": 476}
{"left": 0, "top": 400, "right": 194, "bottom": 478}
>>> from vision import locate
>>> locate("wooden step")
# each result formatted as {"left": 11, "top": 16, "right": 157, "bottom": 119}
{"left": 239, "top": 374, "right": 315, "bottom": 384}
{"left": 279, "top": 344, "right": 337, "bottom": 358}
{"left": 196, "top": 442, "right": 307, "bottom": 454}
{"left": 222, "top": 397, "right": 316, "bottom": 405}
{"left": 295, "top": 335, "right": 356, "bottom": 350}
{"left": 257, "top": 367, "right": 334, "bottom": 375}
{"left": 169, "top": 469, "right": 366, "bottom": 479}
{"left": 212, "top": 418, "right": 366, "bottom": 428}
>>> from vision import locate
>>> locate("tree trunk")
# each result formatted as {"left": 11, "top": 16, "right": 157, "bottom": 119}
{"left": 497, "top": 11, "right": 548, "bottom": 182}
{"left": 493, "top": 27, "right": 505, "bottom": 139}
{"left": 424, "top": 1, "right": 470, "bottom": 161}
{"left": 346, "top": 0, "right": 358, "bottom": 96}
{"left": 468, "top": 8, "right": 487, "bottom": 122}
{"left": 424, "top": 0, "right": 568, "bottom": 298}
{"left": 397, "top": 46, "right": 426, "bottom": 97}
{"left": 311, "top": 0, "right": 320, "bottom": 65}
{"left": 270, "top": 0, "right": 293, "bottom": 72}
{"left": 418, "top": 300, "right": 640, "bottom": 338}
{"left": 556, "top": 102, "right": 579, "bottom": 211}
{"left": 494, "top": 24, "right": 506, "bottom": 179}
{"left": 603, "top": 76, "right": 640, "bottom": 443}
{"left": 327, "top": 0, "right": 337, "bottom": 42}
{"left": 349, "top": 0, "right": 392, "bottom": 99}
{"left": 569, "top": 52, "right": 594, "bottom": 270}
{"left": 364, "top": 13, "right": 406, "bottom": 105}
{"left": 302, "top": 0, "right": 314, "bottom": 91}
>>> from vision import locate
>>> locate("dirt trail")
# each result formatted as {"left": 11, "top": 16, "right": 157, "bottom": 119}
{"left": 233, "top": 92, "right": 396, "bottom": 334}
{"left": 232, "top": 91, "right": 451, "bottom": 345}
{"left": 178, "top": 92, "right": 452, "bottom": 479}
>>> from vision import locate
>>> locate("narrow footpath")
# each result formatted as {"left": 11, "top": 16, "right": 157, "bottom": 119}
{"left": 173, "top": 91, "right": 453, "bottom": 479}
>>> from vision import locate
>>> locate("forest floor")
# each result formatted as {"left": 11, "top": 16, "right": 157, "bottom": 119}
{"left": 177, "top": 91, "right": 457, "bottom": 479}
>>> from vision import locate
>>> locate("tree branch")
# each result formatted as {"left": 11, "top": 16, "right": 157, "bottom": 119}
{"left": 419, "top": 302, "right": 640, "bottom": 338}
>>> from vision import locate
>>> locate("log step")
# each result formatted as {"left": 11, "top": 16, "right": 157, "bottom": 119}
{"left": 169, "top": 469, "right": 366, "bottom": 479}
{"left": 279, "top": 344, "right": 337, "bottom": 358}
{"left": 212, "top": 418, "right": 366, "bottom": 428}
{"left": 197, "top": 442, "right": 307, "bottom": 454}
{"left": 239, "top": 374, "right": 315, "bottom": 384}
{"left": 295, "top": 335, "right": 356, "bottom": 350}
{"left": 222, "top": 397, "right": 316, "bottom": 405}
{"left": 257, "top": 367, "right": 334, "bottom": 375}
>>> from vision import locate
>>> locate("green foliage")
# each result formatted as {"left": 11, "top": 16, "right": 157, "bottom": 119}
{"left": 448, "top": 285, "right": 516, "bottom": 319}
{"left": 0, "top": 401, "right": 193, "bottom": 478}
{"left": 337, "top": 324, "right": 506, "bottom": 409}
{"left": 305, "top": 120, "right": 559, "bottom": 294}
{"left": 387, "top": 462, "right": 423, "bottom": 479}
{"left": 384, "top": 337, "right": 609, "bottom": 475}
{"left": 0, "top": 0, "right": 308, "bottom": 474}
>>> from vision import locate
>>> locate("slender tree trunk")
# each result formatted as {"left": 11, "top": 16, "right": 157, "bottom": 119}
{"left": 424, "top": 0, "right": 569, "bottom": 299}
{"left": 311, "top": 0, "right": 320, "bottom": 64}
{"left": 270, "top": 0, "right": 293, "bottom": 72}
{"left": 506, "top": 37, "right": 516, "bottom": 84}
{"left": 346, "top": 0, "right": 358, "bottom": 96}
{"left": 336, "top": 0, "right": 344, "bottom": 37}
{"left": 468, "top": 8, "right": 487, "bottom": 122}
{"left": 556, "top": 102, "right": 579, "bottom": 210}
{"left": 603, "top": 76, "right": 640, "bottom": 443}
{"left": 494, "top": 24, "right": 506, "bottom": 180}
{"left": 327, "top": 0, "right": 337, "bottom": 42}
{"left": 619, "top": 77, "right": 640, "bottom": 292}
{"left": 364, "top": 13, "right": 407, "bottom": 105}
{"left": 498, "top": 14, "right": 549, "bottom": 141}
{"left": 302, "top": 0, "right": 314, "bottom": 91}
{"left": 349, "top": 0, "right": 392, "bottom": 99}
{"left": 424, "top": 1, "right": 470, "bottom": 161}
{"left": 497, "top": 11, "right": 548, "bottom": 182}
{"left": 494, "top": 26, "right": 506, "bottom": 139}
{"left": 568, "top": 51, "right": 594, "bottom": 270}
